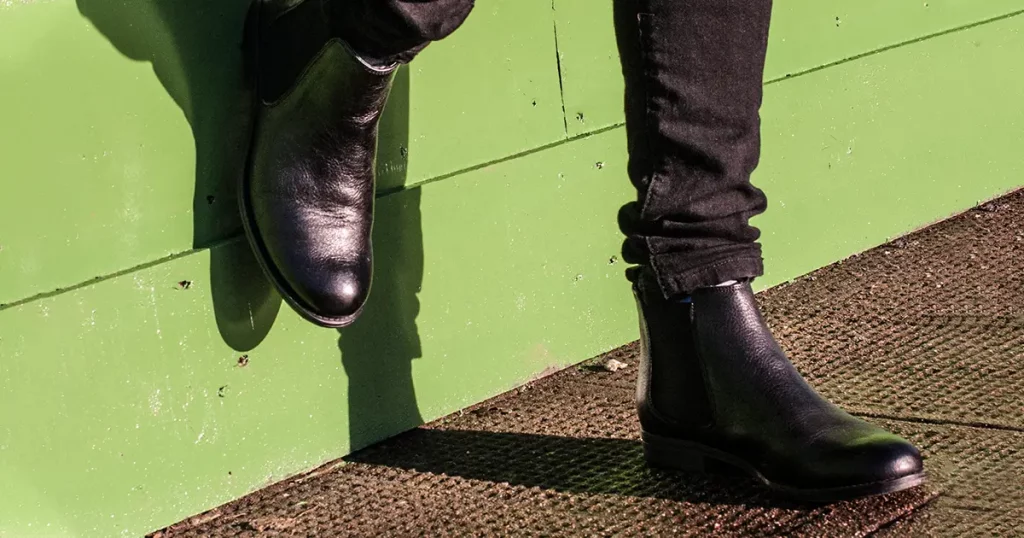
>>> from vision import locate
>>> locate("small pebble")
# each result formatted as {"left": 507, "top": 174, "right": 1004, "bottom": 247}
{"left": 604, "top": 359, "right": 629, "bottom": 372}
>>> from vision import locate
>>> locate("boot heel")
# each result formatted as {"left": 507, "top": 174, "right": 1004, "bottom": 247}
{"left": 643, "top": 438, "right": 709, "bottom": 473}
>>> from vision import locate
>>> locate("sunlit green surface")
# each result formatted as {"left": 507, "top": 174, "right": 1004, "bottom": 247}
{"left": 554, "top": 0, "right": 1024, "bottom": 135}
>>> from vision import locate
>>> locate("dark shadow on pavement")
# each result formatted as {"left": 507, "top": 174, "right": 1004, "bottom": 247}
{"left": 345, "top": 427, "right": 814, "bottom": 510}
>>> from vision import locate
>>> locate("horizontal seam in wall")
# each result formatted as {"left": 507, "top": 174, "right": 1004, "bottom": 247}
{"left": 764, "top": 8, "right": 1024, "bottom": 86}
{"left": 1, "top": 123, "right": 627, "bottom": 312}
{"left": 9, "top": 8, "right": 1024, "bottom": 313}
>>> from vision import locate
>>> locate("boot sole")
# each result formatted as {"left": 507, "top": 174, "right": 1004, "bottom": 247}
{"left": 642, "top": 431, "right": 928, "bottom": 503}
{"left": 238, "top": 1, "right": 366, "bottom": 329}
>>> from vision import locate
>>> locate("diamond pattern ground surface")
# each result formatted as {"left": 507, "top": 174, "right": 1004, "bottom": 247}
{"left": 152, "top": 189, "right": 1023, "bottom": 536}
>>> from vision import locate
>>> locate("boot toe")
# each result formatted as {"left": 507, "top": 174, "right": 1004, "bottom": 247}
{"left": 292, "top": 263, "right": 371, "bottom": 322}
{"left": 867, "top": 436, "right": 924, "bottom": 482}
{"left": 814, "top": 434, "right": 925, "bottom": 489}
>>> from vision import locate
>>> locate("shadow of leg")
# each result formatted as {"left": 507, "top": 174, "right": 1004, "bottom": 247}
{"left": 339, "top": 187, "right": 424, "bottom": 450}
{"left": 76, "top": 0, "right": 281, "bottom": 350}
{"left": 339, "top": 67, "right": 424, "bottom": 451}
{"left": 151, "top": 0, "right": 253, "bottom": 247}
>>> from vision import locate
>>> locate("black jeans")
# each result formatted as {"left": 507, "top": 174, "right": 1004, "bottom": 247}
{"left": 335, "top": 0, "right": 772, "bottom": 299}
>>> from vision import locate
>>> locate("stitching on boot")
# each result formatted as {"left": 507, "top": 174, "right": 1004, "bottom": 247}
{"left": 689, "top": 299, "right": 719, "bottom": 430}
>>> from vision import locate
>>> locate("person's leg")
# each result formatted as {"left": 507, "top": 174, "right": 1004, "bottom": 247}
{"left": 615, "top": 0, "right": 927, "bottom": 501}
{"left": 616, "top": 0, "right": 769, "bottom": 297}
{"left": 242, "top": 0, "right": 473, "bottom": 328}
{"left": 332, "top": 0, "right": 475, "bottom": 66}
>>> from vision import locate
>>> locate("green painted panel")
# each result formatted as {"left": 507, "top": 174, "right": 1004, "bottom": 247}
{"left": 551, "top": 0, "right": 620, "bottom": 138}
{"left": 0, "top": 1, "right": 203, "bottom": 307}
{"left": 4, "top": 9, "right": 1024, "bottom": 538}
{"left": 756, "top": 14, "right": 1024, "bottom": 285}
{"left": 400, "top": 0, "right": 565, "bottom": 186}
{"left": 0, "top": 129, "right": 637, "bottom": 538}
{"left": 553, "top": 0, "right": 1024, "bottom": 136}
{"left": 0, "top": 0, "right": 563, "bottom": 306}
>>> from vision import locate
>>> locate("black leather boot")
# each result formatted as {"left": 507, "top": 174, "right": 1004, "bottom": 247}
{"left": 241, "top": 0, "right": 395, "bottom": 328}
{"left": 633, "top": 275, "right": 926, "bottom": 502}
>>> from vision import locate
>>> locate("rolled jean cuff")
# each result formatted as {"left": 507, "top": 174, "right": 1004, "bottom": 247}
{"left": 333, "top": 0, "right": 475, "bottom": 66}
{"left": 651, "top": 249, "right": 764, "bottom": 299}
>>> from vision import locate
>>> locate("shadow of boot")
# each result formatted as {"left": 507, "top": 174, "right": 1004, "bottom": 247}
{"left": 338, "top": 67, "right": 425, "bottom": 451}
{"left": 210, "top": 238, "right": 282, "bottom": 351}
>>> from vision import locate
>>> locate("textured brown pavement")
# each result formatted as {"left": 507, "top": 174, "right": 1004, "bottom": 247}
{"left": 153, "top": 188, "right": 1023, "bottom": 537}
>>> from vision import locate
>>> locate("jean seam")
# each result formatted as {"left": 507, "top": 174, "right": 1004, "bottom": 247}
{"left": 635, "top": 12, "right": 670, "bottom": 296}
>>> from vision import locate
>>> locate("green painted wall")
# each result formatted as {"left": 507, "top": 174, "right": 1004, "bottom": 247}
{"left": 0, "top": 0, "right": 565, "bottom": 306}
{"left": 1, "top": 1, "right": 1023, "bottom": 536}
{"left": 555, "top": 0, "right": 1024, "bottom": 136}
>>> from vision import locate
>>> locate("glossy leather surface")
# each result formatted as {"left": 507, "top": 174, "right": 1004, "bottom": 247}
{"left": 242, "top": 0, "right": 395, "bottom": 327}
{"left": 635, "top": 277, "right": 925, "bottom": 491}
